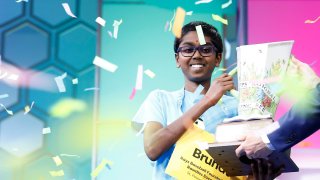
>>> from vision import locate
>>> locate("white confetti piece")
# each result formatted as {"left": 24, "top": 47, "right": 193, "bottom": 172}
{"left": 135, "top": 122, "right": 146, "bottom": 136}
{"left": 72, "top": 78, "right": 78, "bottom": 84}
{"left": 16, "top": 0, "right": 28, "bottom": 2}
{"left": 169, "top": 10, "right": 175, "bottom": 32}
{"left": 195, "top": 0, "right": 213, "bottom": 5}
{"left": 62, "top": 3, "right": 77, "bottom": 18}
{"left": 164, "top": 21, "right": 169, "bottom": 32}
{"left": 24, "top": 101, "right": 34, "bottom": 114}
{"left": 212, "top": 14, "right": 228, "bottom": 25}
{"left": 0, "top": 103, "right": 13, "bottom": 115}
{"left": 224, "top": 39, "right": 231, "bottom": 60}
{"left": 93, "top": 56, "right": 118, "bottom": 72}
{"left": 95, "top": 17, "right": 106, "bottom": 27}
{"left": 42, "top": 127, "right": 51, "bottom": 134}
{"left": 113, "top": 19, "right": 122, "bottom": 39}
{"left": 60, "top": 154, "right": 80, "bottom": 158}
{"left": 7, "top": 74, "right": 19, "bottom": 80}
{"left": 91, "top": 159, "right": 113, "bottom": 177}
{"left": 54, "top": 73, "right": 67, "bottom": 92}
{"left": 144, "top": 69, "right": 155, "bottom": 78}
{"left": 0, "top": 94, "right": 9, "bottom": 99}
{"left": 196, "top": 141, "right": 209, "bottom": 150}
{"left": 195, "top": 25, "right": 206, "bottom": 45}
{"left": 135, "top": 65, "right": 143, "bottom": 90}
{"left": 305, "top": 16, "right": 320, "bottom": 24}
{"left": 222, "top": 0, "right": 232, "bottom": 9}
{"left": 84, "top": 87, "right": 100, "bottom": 91}
{"left": 107, "top": 31, "right": 113, "bottom": 38}
{"left": 186, "top": 11, "right": 193, "bottom": 16}
{"left": 0, "top": 72, "right": 8, "bottom": 79}
{"left": 53, "top": 156, "right": 63, "bottom": 166}
{"left": 49, "top": 170, "right": 64, "bottom": 177}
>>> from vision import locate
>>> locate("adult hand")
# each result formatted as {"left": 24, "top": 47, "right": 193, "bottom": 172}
{"left": 235, "top": 133, "right": 273, "bottom": 159}
{"left": 248, "top": 159, "right": 284, "bottom": 180}
{"left": 205, "top": 73, "right": 234, "bottom": 106}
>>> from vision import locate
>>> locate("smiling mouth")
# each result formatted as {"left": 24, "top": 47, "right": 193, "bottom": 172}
{"left": 190, "top": 64, "right": 205, "bottom": 68}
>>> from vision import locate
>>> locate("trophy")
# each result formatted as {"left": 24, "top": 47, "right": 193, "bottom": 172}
{"left": 206, "top": 41, "right": 299, "bottom": 176}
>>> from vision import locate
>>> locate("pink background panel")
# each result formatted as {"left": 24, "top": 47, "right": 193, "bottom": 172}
{"left": 248, "top": 0, "right": 320, "bottom": 149}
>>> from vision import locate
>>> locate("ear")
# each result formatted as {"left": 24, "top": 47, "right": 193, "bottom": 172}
{"left": 215, "top": 53, "right": 222, "bottom": 67}
{"left": 175, "top": 53, "right": 181, "bottom": 68}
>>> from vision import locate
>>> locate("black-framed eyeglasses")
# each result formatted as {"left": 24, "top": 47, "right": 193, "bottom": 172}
{"left": 177, "top": 45, "right": 217, "bottom": 57}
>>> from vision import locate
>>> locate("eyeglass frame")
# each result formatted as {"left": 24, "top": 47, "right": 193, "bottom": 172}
{"left": 176, "top": 45, "right": 218, "bottom": 57}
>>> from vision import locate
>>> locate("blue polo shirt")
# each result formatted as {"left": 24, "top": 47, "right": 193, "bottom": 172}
{"left": 132, "top": 88, "right": 238, "bottom": 180}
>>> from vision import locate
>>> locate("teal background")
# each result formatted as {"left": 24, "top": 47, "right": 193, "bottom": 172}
{"left": 0, "top": 0, "right": 99, "bottom": 179}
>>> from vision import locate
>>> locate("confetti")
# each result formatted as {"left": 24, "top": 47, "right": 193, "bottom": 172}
{"left": 16, "top": 0, "right": 28, "bottom": 2}
{"left": 52, "top": 156, "right": 63, "bottom": 166}
{"left": 129, "top": 87, "right": 136, "bottom": 100}
{"left": 113, "top": 19, "right": 122, "bottom": 39}
{"left": 42, "top": 127, "right": 51, "bottom": 134}
{"left": 0, "top": 72, "right": 8, "bottom": 79}
{"left": 107, "top": 31, "right": 113, "bottom": 38}
{"left": 222, "top": 0, "right": 232, "bottom": 9}
{"left": 196, "top": 141, "right": 209, "bottom": 150}
{"left": 72, "top": 78, "right": 78, "bottom": 84}
{"left": 49, "top": 170, "right": 64, "bottom": 177}
{"left": 62, "top": 3, "right": 77, "bottom": 18}
{"left": 144, "top": 69, "right": 155, "bottom": 78}
{"left": 228, "top": 67, "right": 237, "bottom": 77}
{"left": 54, "top": 72, "right": 67, "bottom": 92}
{"left": 95, "top": 17, "right": 106, "bottom": 27}
{"left": 305, "top": 16, "right": 320, "bottom": 24}
{"left": 195, "top": 0, "right": 213, "bottom": 5}
{"left": 164, "top": 21, "right": 169, "bottom": 32}
{"left": 172, "top": 7, "right": 186, "bottom": 38}
{"left": 60, "top": 154, "right": 80, "bottom": 158}
{"left": 0, "top": 103, "right": 13, "bottom": 115}
{"left": 24, "top": 101, "right": 34, "bottom": 114}
{"left": 0, "top": 94, "right": 9, "bottom": 99}
{"left": 224, "top": 39, "right": 231, "bottom": 60}
{"left": 135, "top": 122, "right": 146, "bottom": 136}
{"left": 91, "top": 159, "right": 113, "bottom": 177}
{"left": 7, "top": 74, "right": 19, "bottom": 80}
{"left": 169, "top": 10, "right": 176, "bottom": 32}
{"left": 186, "top": 11, "right": 193, "bottom": 16}
{"left": 195, "top": 25, "right": 206, "bottom": 45}
{"left": 84, "top": 87, "right": 100, "bottom": 91}
{"left": 93, "top": 56, "right": 118, "bottom": 73}
{"left": 212, "top": 14, "right": 228, "bottom": 25}
{"left": 135, "top": 65, "right": 143, "bottom": 90}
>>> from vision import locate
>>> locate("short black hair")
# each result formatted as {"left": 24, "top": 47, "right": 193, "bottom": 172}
{"left": 174, "top": 21, "right": 223, "bottom": 55}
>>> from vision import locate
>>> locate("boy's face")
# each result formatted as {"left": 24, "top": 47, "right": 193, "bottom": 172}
{"left": 175, "top": 31, "right": 222, "bottom": 84}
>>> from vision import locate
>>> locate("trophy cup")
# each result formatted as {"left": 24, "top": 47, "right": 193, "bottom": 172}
{"left": 206, "top": 41, "right": 299, "bottom": 176}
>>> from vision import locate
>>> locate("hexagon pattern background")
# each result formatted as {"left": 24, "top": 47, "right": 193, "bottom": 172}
{"left": 0, "top": 0, "right": 99, "bottom": 179}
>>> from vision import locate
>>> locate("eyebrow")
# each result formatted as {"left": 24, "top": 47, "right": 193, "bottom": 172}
{"left": 180, "top": 41, "right": 213, "bottom": 46}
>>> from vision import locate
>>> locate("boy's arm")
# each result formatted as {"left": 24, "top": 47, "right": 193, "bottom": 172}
{"left": 144, "top": 74, "right": 234, "bottom": 161}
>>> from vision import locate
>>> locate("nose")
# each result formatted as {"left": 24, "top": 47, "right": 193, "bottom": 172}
{"left": 192, "top": 48, "right": 203, "bottom": 59}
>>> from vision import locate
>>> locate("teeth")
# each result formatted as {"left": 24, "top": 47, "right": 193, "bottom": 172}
{"left": 191, "top": 64, "right": 204, "bottom": 68}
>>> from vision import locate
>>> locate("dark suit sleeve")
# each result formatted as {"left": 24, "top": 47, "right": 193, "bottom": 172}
{"left": 267, "top": 83, "right": 320, "bottom": 152}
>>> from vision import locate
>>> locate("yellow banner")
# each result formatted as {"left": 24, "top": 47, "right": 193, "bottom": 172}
{"left": 165, "top": 125, "right": 244, "bottom": 180}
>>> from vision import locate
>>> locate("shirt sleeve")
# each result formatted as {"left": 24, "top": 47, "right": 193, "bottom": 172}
{"left": 132, "top": 90, "right": 166, "bottom": 127}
